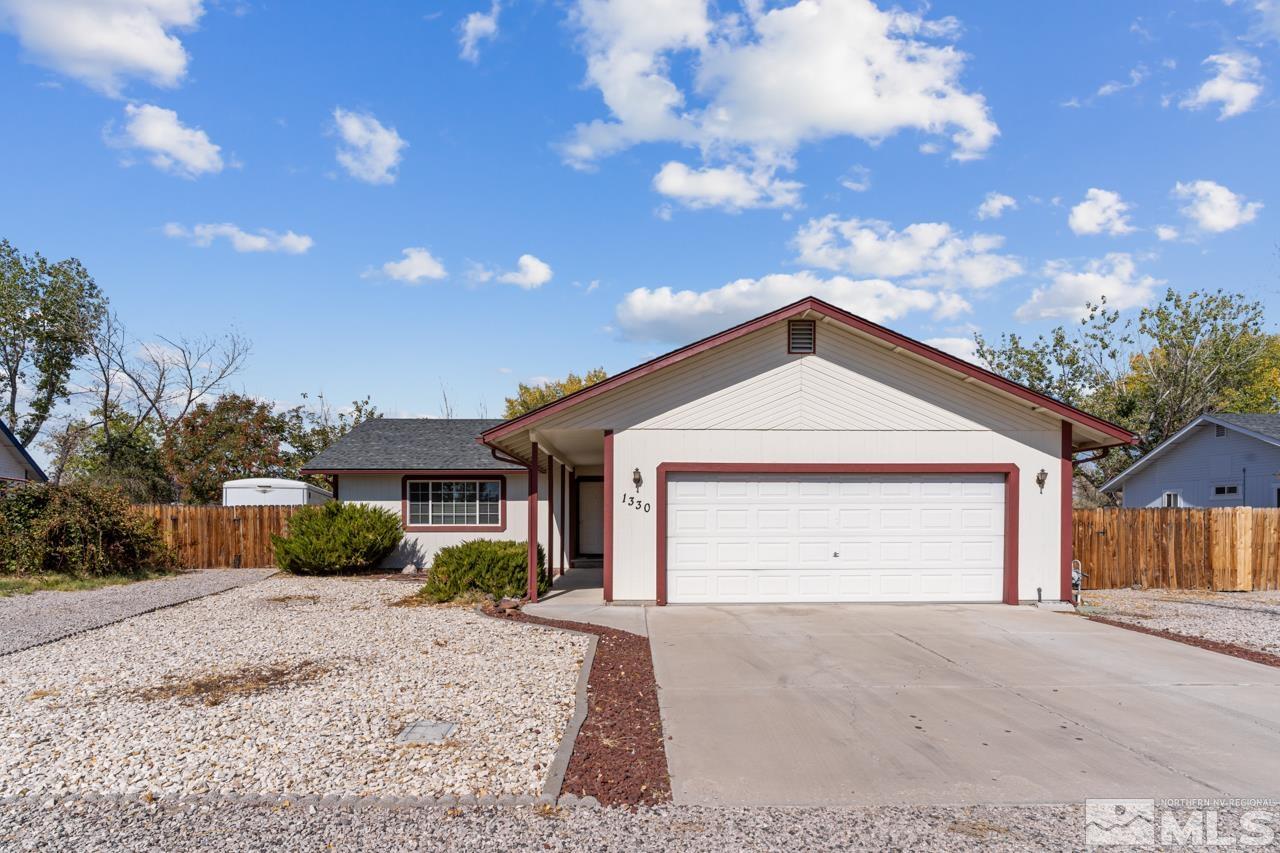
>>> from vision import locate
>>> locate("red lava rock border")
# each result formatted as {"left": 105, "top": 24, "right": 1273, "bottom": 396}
{"left": 485, "top": 607, "right": 672, "bottom": 808}
{"left": 1087, "top": 615, "right": 1280, "bottom": 668}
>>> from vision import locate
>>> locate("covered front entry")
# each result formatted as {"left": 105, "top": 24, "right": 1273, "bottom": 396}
{"left": 664, "top": 472, "right": 1006, "bottom": 603}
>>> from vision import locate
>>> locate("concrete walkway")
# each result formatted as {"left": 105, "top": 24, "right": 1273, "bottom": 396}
{"left": 523, "top": 568, "right": 648, "bottom": 635}
{"left": 645, "top": 603, "right": 1280, "bottom": 807}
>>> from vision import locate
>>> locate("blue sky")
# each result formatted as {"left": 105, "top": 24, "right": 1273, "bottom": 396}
{"left": 1, "top": 0, "right": 1277, "bottom": 428}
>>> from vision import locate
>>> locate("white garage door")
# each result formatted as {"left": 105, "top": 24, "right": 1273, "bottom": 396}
{"left": 666, "top": 473, "right": 1004, "bottom": 603}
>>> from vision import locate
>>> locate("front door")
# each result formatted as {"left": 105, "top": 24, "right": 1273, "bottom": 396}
{"left": 576, "top": 479, "right": 604, "bottom": 556}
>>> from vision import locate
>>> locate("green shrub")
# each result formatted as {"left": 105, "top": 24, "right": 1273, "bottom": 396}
{"left": 421, "top": 539, "right": 547, "bottom": 602}
{"left": 272, "top": 502, "right": 402, "bottom": 575}
{"left": 0, "top": 481, "right": 175, "bottom": 577}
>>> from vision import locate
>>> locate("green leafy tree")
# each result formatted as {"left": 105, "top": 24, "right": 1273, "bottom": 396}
{"left": 975, "top": 289, "right": 1276, "bottom": 504}
{"left": 162, "top": 393, "right": 288, "bottom": 504}
{"left": 49, "top": 408, "right": 173, "bottom": 503}
{"left": 0, "top": 239, "right": 107, "bottom": 445}
{"left": 280, "top": 392, "right": 382, "bottom": 486}
{"left": 503, "top": 368, "right": 608, "bottom": 418}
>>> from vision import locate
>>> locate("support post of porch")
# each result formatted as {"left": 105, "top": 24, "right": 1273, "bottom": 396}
{"left": 560, "top": 463, "right": 568, "bottom": 576}
{"left": 527, "top": 441, "right": 540, "bottom": 602}
{"left": 547, "top": 455, "right": 555, "bottom": 587}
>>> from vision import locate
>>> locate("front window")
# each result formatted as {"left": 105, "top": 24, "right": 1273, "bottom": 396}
{"left": 1162, "top": 492, "right": 1181, "bottom": 507}
{"left": 1212, "top": 484, "right": 1239, "bottom": 498}
{"left": 408, "top": 480, "right": 501, "bottom": 526}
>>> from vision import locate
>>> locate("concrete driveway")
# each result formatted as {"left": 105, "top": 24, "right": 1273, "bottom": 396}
{"left": 646, "top": 603, "right": 1280, "bottom": 806}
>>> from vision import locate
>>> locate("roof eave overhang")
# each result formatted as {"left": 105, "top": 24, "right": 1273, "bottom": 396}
{"left": 299, "top": 466, "right": 523, "bottom": 476}
{"left": 480, "top": 296, "right": 1139, "bottom": 447}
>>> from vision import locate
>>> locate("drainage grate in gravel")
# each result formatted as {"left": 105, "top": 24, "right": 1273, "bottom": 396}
{"left": 396, "top": 719, "right": 457, "bottom": 744}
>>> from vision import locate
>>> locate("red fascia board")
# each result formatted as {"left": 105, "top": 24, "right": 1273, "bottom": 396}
{"left": 300, "top": 467, "right": 523, "bottom": 476}
{"left": 480, "top": 297, "right": 1137, "bottom": 446}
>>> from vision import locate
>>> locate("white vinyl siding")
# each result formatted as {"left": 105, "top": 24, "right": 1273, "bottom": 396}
{"left": 666, "top": 473, "right": 1004, "bottom": 603}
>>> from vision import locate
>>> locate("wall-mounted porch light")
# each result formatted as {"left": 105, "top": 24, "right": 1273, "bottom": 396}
{"left": 1035, "top": 468, "right": 1049, "bottom": 493}
{"left": 632, "top": 467, "right": 643, "bottom": 492}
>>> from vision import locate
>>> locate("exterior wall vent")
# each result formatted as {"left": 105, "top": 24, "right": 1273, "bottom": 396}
{"left": 1215, "top": 424, "right": 1226, "bottom": 437}
{"left": 788, "top": 320, "right": 816, "bottom": 354}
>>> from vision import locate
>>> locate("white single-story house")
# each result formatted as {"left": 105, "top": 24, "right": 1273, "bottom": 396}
{"left": 305, "top": 297, "right": 1135, "bottom": 605}
{"left": 0, "top": 418, "right": 47, "bottom": 484}
{"left": 1102, "top": 413, "right": 1280, "bottom": 508}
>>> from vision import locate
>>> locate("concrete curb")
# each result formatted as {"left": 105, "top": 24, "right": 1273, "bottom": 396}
{"left": 0, "top": 789, "right": 603, "bottom": 812}
{"left": 541, "top": 631, "right": 597, "bottom": 802}
{"left": 0, "top": 570, "right": 278, "bottom": 659}
{"left": 475, "top": 605, "right": 600, "bottom": 806}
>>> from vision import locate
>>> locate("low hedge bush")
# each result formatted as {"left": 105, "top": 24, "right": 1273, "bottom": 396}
{"left": 272, "top": 501, "right": 403, "bottom": 575}
{"left": 421, "top": 539, "right": 547, "bottom": 602}
{"left": 0, "top": 481, "right": 175, "bottom": 577}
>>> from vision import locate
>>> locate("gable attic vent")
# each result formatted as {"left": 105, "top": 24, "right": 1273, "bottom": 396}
{"left": 788, "top": 320, "right": 816, "bottom": 354}
{"left": 1216, "top": 424, "right": 1226, "bottom": 437}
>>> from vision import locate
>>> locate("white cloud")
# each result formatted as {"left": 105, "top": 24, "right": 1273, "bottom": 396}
{"left": 1068, "top": 188, "right": 1135, "bottom": 236}
{"left": 163, "top": 222, "right": 313, "bottom": 254}
{"left": 497, "top": 254, "right": 553, "bottom": 289}
{"left": 371, "top": 247, "right": 447, "bottom": 283}
{"left": 332, "top": 108, "right": 407, "bottom": 185}
{"left": 793, "top": 216, "right": 1022, "bottom": 290}
{"left": 1016, "top": 253, "right": 1161, "bottom": 321}
{"left": 1155, "top": 225, "right": 1180, "bottom": 241}
{"left": 1173, "top": 179, "right": 1263, "bottom": 232}
{"left": 1180, "top": 53, "right": 1263, "bottom": 119}
{"left": 459, "top": 2, "right": 500, "bottom": 63}
{"left": 839, "top": 165, "right": 871, "bottom": 192}
{"left": 114, "top": 103, "right": 222, "bottom": 178}
{"left": 976, "top": 191, "right": 1016, "bottom": 220}
{"left": 923, "top": 335, "right": 979, "bottom": 363}
{"left": 563, "top": 0, "right": 997, "bottom": 200}
{"left": 0, "top": 0, "right": 203, "bottom": 96}
{"left": 615, "top": 271, "right": 955, "bottom": 342}
{"left": 652, "top": 161, "right": 801, "bottom": 211}
{"left": 1227, "top": 0, "right": 1280, "bottom": 42}
{"left": 1096, "top": 64, "right": 1148, "bottom": 97}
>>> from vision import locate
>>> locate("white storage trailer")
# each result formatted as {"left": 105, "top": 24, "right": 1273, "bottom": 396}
{"left": 222, "top": 478, "right": 332, "bottom": 507}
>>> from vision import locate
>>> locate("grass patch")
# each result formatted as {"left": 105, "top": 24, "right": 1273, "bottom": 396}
{"left": 131, "top": 659, "right": 333, "bottom": 707}
{"left": 392, "top": 588, "right": 492, "bottom": 609}
{"left": 0, "top": 571, "right": 169, "bottom": 598}
{"left": 265, "top": 594, "right": 321, "bottom": 605}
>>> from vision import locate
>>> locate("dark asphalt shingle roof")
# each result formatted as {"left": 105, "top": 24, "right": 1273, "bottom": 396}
{"left": 301, "top": 418, "right": 521, "bottom": 471}
{"left": 1214, "top": 413, "right": 1280, "bottom": 443}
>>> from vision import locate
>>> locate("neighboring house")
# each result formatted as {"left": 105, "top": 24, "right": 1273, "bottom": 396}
{"left": 1102, "top": 413, "right": 1280, "bottom": 508}
{"left": 0, "top": 419, "right": 47, "bottom": 484}
{"left": 306, "top": 297, "right": 1136, "bottom": 605}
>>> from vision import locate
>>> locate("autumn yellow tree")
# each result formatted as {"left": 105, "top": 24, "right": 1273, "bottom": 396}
{"left": 503, "top": 368, "right": 608, "bottom": 418}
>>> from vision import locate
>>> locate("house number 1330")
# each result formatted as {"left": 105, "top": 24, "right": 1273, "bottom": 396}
{"left": 621, "top": 493, "right": 651, "bottom": 513}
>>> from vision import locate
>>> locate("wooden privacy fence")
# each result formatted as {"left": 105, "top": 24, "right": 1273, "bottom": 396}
{"left": 1073, "top": 508, "right": 1280, "bottom": 591}
{"left": 134, "top": 505, "right": 304, "bottom": 569}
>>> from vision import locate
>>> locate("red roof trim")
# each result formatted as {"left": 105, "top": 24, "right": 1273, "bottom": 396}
{"left": 480, "top": 296, "right": 1138, "bottom": 445}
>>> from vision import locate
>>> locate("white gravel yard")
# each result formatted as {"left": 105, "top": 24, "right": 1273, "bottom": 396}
{"left": 0, "top": 577, "right": 587, "bottom": 802}
{"left": 1082, "top": 588, "right": 1280, "bottom": 654}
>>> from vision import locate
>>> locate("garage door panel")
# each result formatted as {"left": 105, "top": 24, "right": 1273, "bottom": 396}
{"left": 667, "top": 473, "right": 1003, "bottom": 603}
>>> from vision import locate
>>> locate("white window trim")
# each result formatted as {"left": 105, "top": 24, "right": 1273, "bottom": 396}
{"left": 405, "top": 478, "right": 503, "bottom": 529}
{"left": 1161, "top": 491, "right": 1182, "bottom": 508}
{"left": 1210, "top": 482, "right": 1241, "bottom": 501}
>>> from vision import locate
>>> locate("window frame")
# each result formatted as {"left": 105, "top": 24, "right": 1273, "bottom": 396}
{"left": 1210, "top": 483, "right": 1241, "bottom": 501}
{"left": 401, "top": 473, "right": 508, "bottom": 532}
{"left": 1161, "top": 491, "right": 1182, "bottom": 508}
